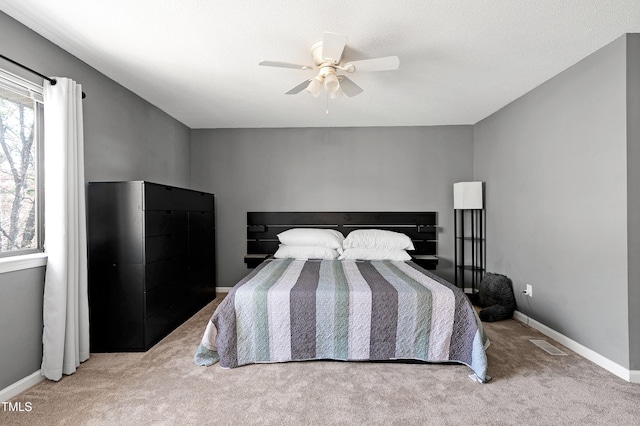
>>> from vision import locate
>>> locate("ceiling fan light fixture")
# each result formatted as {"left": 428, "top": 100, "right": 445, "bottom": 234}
{"left": 305, "top": 77, "right": 323, "bottom": 97}
{"left": 329, "top": 87, "right": 343, "bottom": 99}
{"left": 324, "top": 73, "right": 340, "bottom": 94}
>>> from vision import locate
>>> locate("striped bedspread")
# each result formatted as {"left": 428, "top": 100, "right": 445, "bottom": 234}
{"left": 194, "top": 259, "right": 489, "bottom": 383}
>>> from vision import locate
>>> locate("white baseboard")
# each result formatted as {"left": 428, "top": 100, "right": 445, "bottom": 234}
{"left": 217, "top": 287, "right": 232, "bottom": 293}
{"left": 0, "top": 370, "right": 44, "bottom": 401}
{"left": 513, "top": 311, "right": 639, "bottom": 383}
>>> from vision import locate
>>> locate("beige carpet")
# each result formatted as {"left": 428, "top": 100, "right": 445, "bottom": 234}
{"left": 3, "top": 296, "right": 640, "bottom": 425}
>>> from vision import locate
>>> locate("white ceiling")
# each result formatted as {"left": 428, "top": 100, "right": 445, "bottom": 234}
{"left": 1, "top": 0, "right": 639, "bottom": 129}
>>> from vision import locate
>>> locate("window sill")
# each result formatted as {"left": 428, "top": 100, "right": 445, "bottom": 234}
{"left": 0, "top": 253, "right": 48, "bottom": 274}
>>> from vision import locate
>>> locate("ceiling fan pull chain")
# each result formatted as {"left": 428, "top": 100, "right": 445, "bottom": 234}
{"left": 326, "top": 92, "right": 329, "bottom": 115}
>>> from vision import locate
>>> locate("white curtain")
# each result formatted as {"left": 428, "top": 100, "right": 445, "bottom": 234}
{"left": 41, "top": 78, "right": 90, "bottom": 381}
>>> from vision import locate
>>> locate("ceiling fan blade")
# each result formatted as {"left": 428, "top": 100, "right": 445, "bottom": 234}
{"left": 337, "top": 75, "right": 363, "bottom": 97}
{"left": 285, "top": 79, "right": 312, "bottom": 95}
{"left": 321, "top": 32, "right": 347, "bottom": 64}
{"left": 344, "top": 56, "right": 400, "bottom": 72}
{"left": 259, "top": 60, "right": 313, "bottom": 70}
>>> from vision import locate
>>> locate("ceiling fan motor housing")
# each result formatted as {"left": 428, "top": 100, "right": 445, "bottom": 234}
{"left": 311, "top": 40, "right": 339, "bottom": 65}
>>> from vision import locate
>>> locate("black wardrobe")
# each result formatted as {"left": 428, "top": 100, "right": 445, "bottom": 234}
{"left": 87, "top": 181, "right": 216, "bottom": 351}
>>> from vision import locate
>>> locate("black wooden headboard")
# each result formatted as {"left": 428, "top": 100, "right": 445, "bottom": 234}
{"left": 244, "top": 211, "right": 438, "bottom": 270}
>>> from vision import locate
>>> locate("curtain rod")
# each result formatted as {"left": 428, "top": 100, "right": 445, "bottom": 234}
{"left": 0, "top": 54, "right": 86, "bottom": 99}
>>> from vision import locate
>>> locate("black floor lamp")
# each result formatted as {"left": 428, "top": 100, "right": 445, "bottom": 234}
{"left": 453, "top": 182, "right": 485, "bottom": 293}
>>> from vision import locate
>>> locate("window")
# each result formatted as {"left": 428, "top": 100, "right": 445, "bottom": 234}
{"left": 0, "top": 69, "right": 43, "bottom": 257}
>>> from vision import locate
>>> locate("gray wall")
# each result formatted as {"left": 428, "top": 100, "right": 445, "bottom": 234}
{"left": 0, "top": 11, "right": 191, "bottom": 390}
{"left": 627, "top": 35, "right": 640, "bottom": 370}
{"left": 474, "top": 35, "right": 631, "bottom": 367}
{"left": 190, "top": 126, "right": 474, "bottom": 288}
{"left": 0, "top": 268, "right": 46, "bottom": 390}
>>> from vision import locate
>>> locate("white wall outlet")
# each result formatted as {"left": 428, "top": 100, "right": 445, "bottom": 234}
{"left": 525, "top": 284, "right": 533, "bottom": 297}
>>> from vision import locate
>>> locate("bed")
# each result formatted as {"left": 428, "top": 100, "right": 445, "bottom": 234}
{"left": 194, "top": 212, "right": 490, "bottom": 383}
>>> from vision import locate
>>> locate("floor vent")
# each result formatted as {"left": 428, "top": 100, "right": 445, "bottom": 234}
{"left": 529, "top": 339, "right": 568, "bottom": 356}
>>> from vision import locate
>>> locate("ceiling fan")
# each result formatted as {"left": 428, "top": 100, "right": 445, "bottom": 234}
{"left": 259, "top": 32, "right": 400, "bottom": 98}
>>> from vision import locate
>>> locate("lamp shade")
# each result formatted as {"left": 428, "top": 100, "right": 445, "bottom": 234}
{"left": 324, "top": 73, "right": 340, "bottom": 94}
{"left": 305, "top": 78, "right": 322, "bottom": 97}
{"left": 453, "top": 181, "right": 483, "bottom": 209}
{"left": 329, "top": 87, "right": 343, "bottom": 99}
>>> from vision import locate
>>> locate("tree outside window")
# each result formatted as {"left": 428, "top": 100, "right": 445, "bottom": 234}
{"left": 0, "top": 87, "right": 38, "bottom": 255}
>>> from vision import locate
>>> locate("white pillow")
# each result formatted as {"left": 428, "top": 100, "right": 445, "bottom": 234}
{"left": 277, "top": 228, "right": 344, "bottom": 249}
{"left": 274, "top": 245, "right": 339, "bottom": 260}
{"left": 342, "top": 229, "right": 415, "bottom": 251}
{"left": 338, "top": 248, "right": 411, "bottom": 261}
